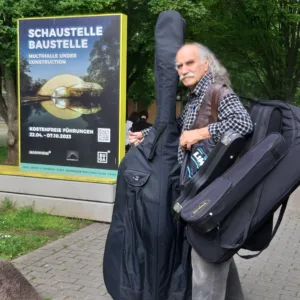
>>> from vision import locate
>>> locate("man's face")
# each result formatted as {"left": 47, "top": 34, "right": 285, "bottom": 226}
{"left": 175, "top": 45, "right": 209, "bottom": 89}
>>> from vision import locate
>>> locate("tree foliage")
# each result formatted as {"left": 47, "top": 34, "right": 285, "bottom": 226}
{"left": 0, "top": 0, "right": 205, "bottom": 163}
{"left": 191, "top": 0, "right": 300, "bottom": 102}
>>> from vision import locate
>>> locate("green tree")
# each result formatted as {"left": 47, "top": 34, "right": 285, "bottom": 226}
{"left": 0, "top": 0, "right": 205, "bottom": 164}
{"left": 192, "top": 0, "right": 300, "bottom": 102}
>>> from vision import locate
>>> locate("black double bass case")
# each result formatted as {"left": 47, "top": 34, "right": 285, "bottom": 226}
{"left": 103, "top": 11, "right": 192, "bottom": 300}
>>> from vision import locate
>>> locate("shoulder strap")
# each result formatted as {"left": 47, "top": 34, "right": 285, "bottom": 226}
{"left": 236, "top": 200, "right": 288, "bottom": 259}
{"left": 210, "top": 86, "right": 220, "bottom": 123}
{"left": 209, "top": 83, "right": 233, "bottom": 123}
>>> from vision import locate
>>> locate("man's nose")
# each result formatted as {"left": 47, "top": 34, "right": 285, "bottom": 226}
{"left": 181, "top": 65, "right": 189, "bottom": 74}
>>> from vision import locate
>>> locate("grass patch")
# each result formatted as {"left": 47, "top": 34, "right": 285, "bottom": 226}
{"left": 0, "top": 234, "right": 48, "bottom": 260}
{"left": 0, "top": 146, "right": 7, "bottom": 164}
{"left": 0, "top": 199, "right": 92, "bottom": 260}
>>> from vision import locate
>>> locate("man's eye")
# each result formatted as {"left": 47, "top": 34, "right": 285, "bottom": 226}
{"left": 177, "top": 65, "right": 182, "bottom": 69}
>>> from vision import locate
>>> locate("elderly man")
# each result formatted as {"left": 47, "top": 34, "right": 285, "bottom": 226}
{"left": 129, "top": 42, "right": 252, "bottom": 300}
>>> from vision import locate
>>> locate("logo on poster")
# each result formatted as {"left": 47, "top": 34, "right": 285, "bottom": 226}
{"left": 66, "top": 150, "right": 79, "bottom": 161}
{"left": 97, "top": 152, "right": 108, "bottom": 163}
{"left": 28, "top": 150, "right": 51, "bottom": 155}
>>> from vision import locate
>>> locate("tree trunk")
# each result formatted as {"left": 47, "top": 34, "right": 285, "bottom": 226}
{"left": 0, "top": 65, "right": 8, "bottom": 124}
{"left": 4, "top": 68, "right": 18, "bottom": 165}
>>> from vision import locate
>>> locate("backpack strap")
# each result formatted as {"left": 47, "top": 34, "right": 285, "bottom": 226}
{"left": 210, "top": 84, "right": 232, "bottom": 123}
{"left": 236, "top": 199, "right": 288, "bottom": 259}
{"left": 210, "top": 88, "right": 219, "bottom": 123}
{"left": 220, "top": 196, "right": 288, "bottom": 260}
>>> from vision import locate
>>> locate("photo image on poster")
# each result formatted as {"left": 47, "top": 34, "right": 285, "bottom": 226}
{"left": 33, "top": 74, "right": 102, "bottom": 119}
{"left": 18, "top": 15, "right": 126, "bottom": 179}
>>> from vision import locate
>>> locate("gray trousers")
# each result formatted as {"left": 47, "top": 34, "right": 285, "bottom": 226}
{"left": 191, "top": 249, "right": 244, "bottom": 300}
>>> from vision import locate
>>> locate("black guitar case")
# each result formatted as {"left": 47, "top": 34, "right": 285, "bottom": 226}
{"left": 103, "top": 11, "right": 192, "bottom": 300}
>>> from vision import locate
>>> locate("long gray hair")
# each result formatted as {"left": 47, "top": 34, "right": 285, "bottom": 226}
{"left": 179, "top": 42, "right": 231, "bottom": 87}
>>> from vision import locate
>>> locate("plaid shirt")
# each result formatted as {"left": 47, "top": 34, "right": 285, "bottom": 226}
{"left": 143, "top": 72, "right": 253, "bottom": 164}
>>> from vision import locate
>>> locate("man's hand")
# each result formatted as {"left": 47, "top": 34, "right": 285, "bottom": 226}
{"left": 129, "top": 131, "right": 144, "bottom": 146}
{"left": 180, "top": 127, "right": 211, "bottom": 150}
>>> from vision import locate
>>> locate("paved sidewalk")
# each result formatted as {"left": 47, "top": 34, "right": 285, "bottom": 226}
{"left": 13, "top": 223, "right": 111, "bottom": 300}
{"left": 13, "top": 190, "right": 300, "bottom": 300}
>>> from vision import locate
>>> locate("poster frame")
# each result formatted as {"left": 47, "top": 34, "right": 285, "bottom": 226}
{"left": 16, "top": 13, "right": 127, "bottom": 183}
